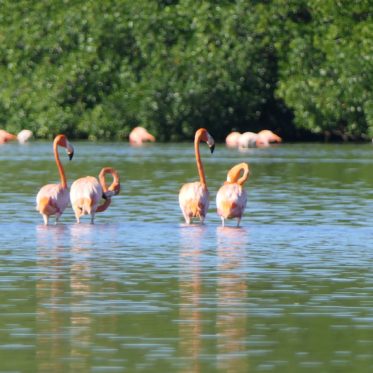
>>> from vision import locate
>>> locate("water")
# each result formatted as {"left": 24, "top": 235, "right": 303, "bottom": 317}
{"left": 1, "top": 141, "right": 373, "bottom": 372}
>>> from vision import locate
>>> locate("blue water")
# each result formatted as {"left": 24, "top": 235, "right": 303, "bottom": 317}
{"left": 1, "top": 141, "right": 373, "bottom": 372}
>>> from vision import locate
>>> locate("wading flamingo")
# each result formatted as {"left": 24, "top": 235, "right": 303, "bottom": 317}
{"left": 179, "top": 128, "right": 215, "bottom": 224}
{"left": 225, "top": 131, "right": 241, "bottom": 147}
{"left": 36, "top": 134, "right": 74, "bottom": 225}
{"left": 216, "top": 162, "right": 249, "bottom": 227}
{"left": 70, "top": 167, "right": 120, "bottom": 224}
{"left": 129, "top": 126, "right": 155, "bottom": 145}
{"left": 0, "top": 130, "right": 17, "bottom": 144}
{"left": 257, "top": 130, "right": 282, "bottom": 144}
{"left": 0, "top": 129, "right": 33, "bottom": 144}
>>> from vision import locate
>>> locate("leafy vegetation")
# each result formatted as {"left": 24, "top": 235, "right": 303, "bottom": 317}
{"left": 0, "top": 0, "right": 371, "bottom": 141}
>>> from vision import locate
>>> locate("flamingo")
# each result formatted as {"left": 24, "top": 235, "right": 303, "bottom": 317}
{"left": 257, "top": 130, "right": 282, "bottom": 144}
{"left": 36, "top": 134, "right": 74, "bottom": 225}
{"left": 70, "top": 167, "right": 120, "bottom": 224}
{"left": 17, "top": 129, "right": 33, "bottom": 144}
{"left": 0, "top": 130, "right": 17, "bottom": 144}
{"left": 238, "top": 132, "right": 263, "bottom": 148}
{"left": 0, "top": 129, "right": 33, "bottom": 144}
{"left": 129, "top": 126, "right": 155, "bottom": 145}
{"left": 179, "top": 128, "right": 215, "bottom": 224}
{"left": 225, "top": 131, "right": 241, "bottom": 147}
{"left": 216, "top": 162, "right": 250, "bottom": 227}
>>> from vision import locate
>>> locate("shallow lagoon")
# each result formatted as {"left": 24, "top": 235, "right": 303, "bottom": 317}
{"left": 1, "top": 141, "right": 373, "bottom": 372}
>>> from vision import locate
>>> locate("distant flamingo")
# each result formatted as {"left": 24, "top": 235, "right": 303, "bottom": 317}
{"left": 257, "top": 130, "right": 282, "bottom": 144}
{"left": 216, "top": 162, "right": 249, "bottom": 227}
{"left": 36, "top": 134, "right": 74, "bottom": 225}
{"left": 0, "top": 130, "right": 17, "bottom": 144}
{"left": 129, "top": 126, "right": 155, "bottom": 145}
{"left": 17, "top": 129, "right": 33, "bottom": 144}
{"left": 238, "top": 132, "right": 264, "bottom": 148}
{"left": 179, "top": 128, "right": 215, "bottom": 224}
{"left": 0, "top": 129, "right": 33, "bottom": 144}
{"left": 225, "top": 131, "right": 241, "bottom": 147}
{"left": 70, "top": 167, "right": 120, "bottom": 224}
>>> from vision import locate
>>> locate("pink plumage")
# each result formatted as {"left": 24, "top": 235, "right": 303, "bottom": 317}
{"left": 36, "top": 134, "right": 74, "bottom": 225}
{"left": 179, "top": 128, "right": 215, "bottom": 224}
{"left": 216, "top": 163, "right": 249, "bottom": 227}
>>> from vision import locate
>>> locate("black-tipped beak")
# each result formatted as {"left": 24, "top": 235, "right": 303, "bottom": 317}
{"left": 68, "top": 151, "right": 74, "bottom": 161}
{"left": 102, "top": 193, "right": 108, "bottom": 200}
{"left": 210, "top": 144, "right": 215, "bottom": 154}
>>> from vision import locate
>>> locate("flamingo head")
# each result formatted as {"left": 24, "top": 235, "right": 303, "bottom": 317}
{"left": 55, "top": 134, "right": 74, "bottom": 160}
{"left": 196, "top": 128, "right": 215, "bottom": 153}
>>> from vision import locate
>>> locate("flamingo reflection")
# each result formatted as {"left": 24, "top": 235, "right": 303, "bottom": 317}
{"left": 216, "top": 226, "right": 249, "bottom": 372}
{"left": 35, "top": 224, "right": 94, "bottom": 371}
{"left": 178, "top": 226, "right": 206, "bottom": 372}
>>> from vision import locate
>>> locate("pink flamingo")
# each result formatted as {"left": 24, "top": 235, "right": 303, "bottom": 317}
{"left": 70, "top": 167, "right": 120, "bottom": 224}
{"left": 238, "top": 132, "right": 264, "bottom": 148}
{"left": 0, "top": 130, "right": 17, "bottom": 144}
{"left": 216, "top": 162, "right": 250, "bottom": 227}
{"left": 257, "top": 130, "right": 282, "bottom": 144}
{"left": 0, "top": 129, "right": 33, "bottom": 144}
{"left": 36, "top": 134, "right": 74, "bottom": 225}
{"left": 129, "top": 126, "right": 155, "bottom": 145}
{"left": 179, "top": 128, "right": 215, "bottom": 224}
{"left": 225, "top": 131, "right": 241, "bottom": 147}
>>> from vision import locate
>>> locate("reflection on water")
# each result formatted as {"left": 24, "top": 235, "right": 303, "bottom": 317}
{"left": 36, "top": 225, "right": 71, "bottom": 372}
{"left": 2, "top": 142, "right": 373, "bottom": 372}
{"left": 216, "top": 227, "right": 249, "bottom": 373}
{"left": 179, "top": 226, "right": 205, "bottom": 372}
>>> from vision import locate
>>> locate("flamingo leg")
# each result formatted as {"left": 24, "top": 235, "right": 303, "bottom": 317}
{"left": 42, "top": 214, "right": 49, "bottom": 226}
{"left": 55, "top": 213, "right": 61, "bottom": 224}
{"left": 182, "top": 211, "right": 191, "bottom": 224}
{"left": 237, "top": 217, "right": 241, "bottom": 227}
{"left": 90, "top": 213, "right": 95, "bottom": 224}
{"left": 221, "top": 216, "right": 225, "bottom": 227}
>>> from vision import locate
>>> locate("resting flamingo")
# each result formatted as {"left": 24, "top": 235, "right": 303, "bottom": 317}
{"left": 129, "top": 126, "right": 155, "bottom": 145}
{"left": 225, "top": 131, "right": 241, "bottom": 147}
{"left": 70, "top": 167, "right": 120, "bottom": 224}
{"left": 216, "top": 162, "right": 250, "bottom": 227}
{"left": 179, "top": 128, "right": 215, "bottom": 224}
{"left": 0, "top": 130, "right": 17, "bottom": 144}
{"left": 257, "top": 130, "right": 282, "bottom": 144}
{"left": 36, "top": 134, "right": 74, "bottom": 225}
{"left": 0, "top": 129, "right": 33, "bottom": 144}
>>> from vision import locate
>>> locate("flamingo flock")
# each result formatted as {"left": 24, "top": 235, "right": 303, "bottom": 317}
{"left": 32, "top": 126, "right": 278, "bottom": 226}
{"left": 226, "top": 129, "right": 282, "bottom": 148}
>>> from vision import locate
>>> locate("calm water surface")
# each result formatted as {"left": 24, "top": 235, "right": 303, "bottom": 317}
{"left": 1, "top": 141, "right": 373, "bottom": 372}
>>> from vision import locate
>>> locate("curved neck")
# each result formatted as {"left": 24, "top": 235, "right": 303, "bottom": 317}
{"left": 195, "top": 133, "right": 207, "bottom": 189}
{"left": 54, "top": 139, "right": 67, "bottom": 189}
{"left": 96, "top": 198, "right": 112, "bottom": 213}
{"left": 99, "top": 167, "right": 120, "bottom": 193}
{"left": 227, "top": 163, "right": 249, "bottom": 186}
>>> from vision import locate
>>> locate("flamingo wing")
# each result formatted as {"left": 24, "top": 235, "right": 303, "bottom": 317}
{"left": 179, "top": 182, "right": 209, "bottom": 223}
{"left": 70, "top": 176, "right": 102, "bottom": 216}
{"left": 36, "top": 184, "right": 70, "bottom": 215}
{"left": 216, "top": 184, "right": 247, "bottom": 219}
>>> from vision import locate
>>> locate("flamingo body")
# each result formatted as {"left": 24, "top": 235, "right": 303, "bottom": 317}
{"left": 257, "top": 130, "right": 282, "bottom": 143}
{"left": 129, "top": 126, "right": 155, "bottom": 145}
{"left": 36, "top": 185, "right": 70, "bottom": 224}
{"left": 216, "top": 184, "right": 247, "bottom": 222}
{"left": 216, "top": 163, "right": 249, "bottom": 227}
{"left": 179, "top": 128, "right": 214, "bottom": 224}
{"left": 179, "top": 182, "right": 209, "bottom": 224}
{"left": 225, "top": 131, "right": 241, "bottom": 147}
{"left": 36, "top": 134, "right": 74, "bottom": 225}
{"left": 70, "top": 176, "right": 103, "bottom": 224}
{"left": 70, "top": 167, "right": 120, "bottom": 224}
{"left": 0, "top": 130, "right": 17, "bottom": 144}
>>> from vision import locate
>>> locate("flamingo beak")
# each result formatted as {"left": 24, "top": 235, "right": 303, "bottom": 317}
{"left": 68, "top": 151, "right": 74, "bottom": 160}
{"left": 209, "top": 144, "right": 215, "bottom": 154}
